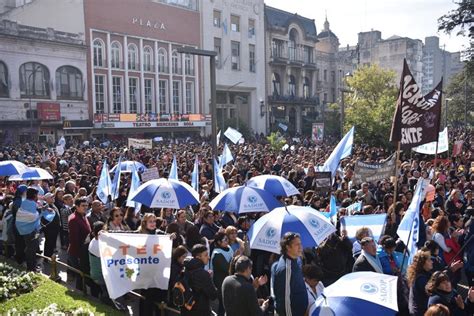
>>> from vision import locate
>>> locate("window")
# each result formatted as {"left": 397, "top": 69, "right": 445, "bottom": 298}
{"left": 95, "top": 75, "right": 105, "bottom": 113}
{"left": 272, "top": 73, "right": 281, "bottom": 96}
{"left": 172, "top": 50, "right": 181, "bottom": 74}
{"left": 249, "top": 44, "right": 256, "bottom": 73}
{"left": 129, "top": 77, "right": 138, "bottom": 113}
{"left": 331, "top": 88, "right": 336, "bottom": 102}
{"left": 271, "top": 39, "right": 284, "bottom": 58}
{"left": 303, "top": 77, "right": 310, "bottom": 99}
{"left": 172, "top": 81, "right": 181, "bottom": 113}
{"left": 159, "top": 80, "right": 167, "bottom": 113}
{"left": 158, "top": 0, "right": 198, "bottom": 10}
{"left": 56, "top": 66, "right": 83, "bottom": 99}
{"left": 231, "top": 41, "right": 240, "bottom": 70}
{"left": 93, "top": 39, "right": 105, "bottom": 67}
{"left": 213, "top": 10, "right": 221, "bottom": 27}
{"left": 323, "top": 93, "right": 328, "bottom": 103}
{"left": 19, "top": 62, "right": 50, "bottom": 98}
{"left": 112, "top": 76, "right": 123, "bottom": 113}
{"left": 249, "top": 19, "right": 256, "bottom": 38}
{"left": 128, "top": 44, "right": 138, "bottom": 70}
{"left": 304, "top": 46, "right": 312, "bottom": 64}
{"left": 185, "top": 81, "right": 194, "bottom": 113}
{"left": 288, "top": 75, "right": 296, "bottom": 96}
{"left": 111, "top": 41, "right": 122, "bottom": 69}
{"left": 231, "top": 15, "right": 240, "bottom": 32}
{"left": 331, "top": 71, "right": 336, "bottom": 83}
{"left": 289, "top": 29, "right": 298, "bottom": 61}
{"left": 323, "top": 69, "right": 327, "bottom": 81}
{"left": 185, "top": 54, "right": 193, "bottom": 75}
{"left": 143, "top": 46, "right": 153, "bottom": 72}
{"left": 144, "top": 78, "right": 153, "bottom": 113}
{"left": 0, "top": 61, "right": 8, "bottom": 97}
{"left": 158, "top": 48, "right": 168, "bottom": 73}
{"left": 214, "top": 38, "right": 222, "bottom": 65}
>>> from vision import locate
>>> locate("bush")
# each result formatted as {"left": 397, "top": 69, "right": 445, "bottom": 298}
{"left": 0, "top": 262, "right": 38, "bottom": 301}
{"left": 7, "top": 303, "right": 95, "bottom": 316}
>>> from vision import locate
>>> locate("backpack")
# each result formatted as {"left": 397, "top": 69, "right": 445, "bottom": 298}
{"left": 171, "top": 269, "right": 196, "bottom": 311}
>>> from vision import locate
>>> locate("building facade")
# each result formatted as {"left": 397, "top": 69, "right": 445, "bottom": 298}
{"left": 357, "top": 30, "right": 423, "bottom": 86}
{"left": 422, "top": 36, "right": 464, "bottom": 94}
{"left": 84, "top": 0, "right": 205, "bottom": 137}
{"left": 201, "top": 0, "right": 266, "bottom": 135}
{"left": 0, "top": 19, "right": 88, "bottom": 144}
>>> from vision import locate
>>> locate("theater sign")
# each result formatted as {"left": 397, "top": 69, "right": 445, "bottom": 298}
{"left": 93, "top": 113, "right": 211, "bottom": 129}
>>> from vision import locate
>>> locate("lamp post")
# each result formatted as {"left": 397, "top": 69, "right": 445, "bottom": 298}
{"left": 27, "top": 65, "right": 42, "bottom": 141}
{"left": 339, "top": 72, "right": 353, "bottom": 138}
{"left": 177, "top": 47, "right": 218, "bottom": 160}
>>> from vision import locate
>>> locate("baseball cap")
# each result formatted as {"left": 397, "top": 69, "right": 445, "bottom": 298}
{"left": 17, "top": 184, "right": 28, "bottom": 194}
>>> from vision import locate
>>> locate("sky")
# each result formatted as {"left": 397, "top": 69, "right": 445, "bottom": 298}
{"left": 264, "top": 0, "right": 468, "bottom": 53}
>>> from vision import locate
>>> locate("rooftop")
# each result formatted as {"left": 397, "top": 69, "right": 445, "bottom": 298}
{"left": 265, "top": 5, "right": 317, "bottom": 40}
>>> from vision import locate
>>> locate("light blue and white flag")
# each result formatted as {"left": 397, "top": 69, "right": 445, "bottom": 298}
{"left": 191, "top": 156, "right": 199, "bottom": 192}
{"left": 320, "top": 126, "right": 354, "bottom": 178}
{"left": 220, "top": 143, "right": 234, "bottom": 167}
{"left": 16, "top": 200, "right": 54, "bottom": 236}
{"left": 213, "top": 158, "right": 227, "bottom": 193}
{"left": 346, "top": 201, "right": 363, "bottom": 215}
{"left": 169, "top": 155, "right": 178, "bottom": 180}
{"left": 397, "top": 178, "right": 427, "bottom": 266}
{"left": 340, "top": 214, "right": 387, "bottom": 242}
{"left": 97, "top": 159, "right": 112, "bottom": 204}
{"left": 58, "top": 136, "right": 66, "bottom": 147}
{"left": 111, "top": 156, "right": 122, "bottom": 201}
{"left": 126, "top": 162, "right": 142, "bottom": 214}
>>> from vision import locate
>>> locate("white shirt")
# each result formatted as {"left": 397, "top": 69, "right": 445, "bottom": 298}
{"left": 305, "top": 281, "right": 325, "bottom": 309}
{"left": 88, "top": 238, "right": 100, "bottom": 257}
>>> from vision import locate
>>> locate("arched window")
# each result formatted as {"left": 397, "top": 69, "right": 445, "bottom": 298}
{"left": 143, "top": 46, "right": 153, "bottom": 72}
{"left": 56, "top": 66, "right": 83, "bottom": 100}
{"left": 93, "top": 39, "right": 105, "bottom": 67}
{"left": 303, "top": 77, "right": 311, "bottom": 99}
{"left": 289, "top": 29, "right": 299, "bottom": 61}
{"left": 111, "top": 41, "right": 122, "bottom": 69}
{"left": 19, "top": 62, "right": 50, "bottom": 98}
{"left": 0, "top": 61, "right": 8, "bottom": 97}
{"left": 288, "top": 75, "right": 296, "bottom": 97}
{"left": 272, "top": 73, "right": 280, "bottom": 96}
{"left": 184, "top": 54, "right": 193, "bottom": 75}
{"left": 158, "top": 48, "right": 168, "bottom": 73}
{"left": 172, "top": 50, "right": 180, "bottom": 74}
{"left": 128, "top": 44, "right": 138, "bottom": 70}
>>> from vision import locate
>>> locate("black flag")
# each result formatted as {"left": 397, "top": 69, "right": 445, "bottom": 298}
{"left": 390, "top": 59, "right": 443, "bottom": 149}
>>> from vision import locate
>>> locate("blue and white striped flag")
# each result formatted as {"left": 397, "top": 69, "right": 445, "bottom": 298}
{"left": 220, "top": 143, "right": 234, "bottom": 167}
{"left": 320, "top": 195, "right": 339, "bottom": 223}
{"left": 126, "top": 162, "right": 142, "bottom": 214}
{"left": 97, "top": 159, "right": 112, "bottom": 204}
{"left": 319, "top": 126, "right": 354, "bottom": 178}
{"left": 340, "top": 214, "right": 387, "bottom": 242}
{"left": 346, "top": 201, "right": 362, "bottom": 215}
{"left": 191, "top": 156, "right": 199, "bottom": 192}
{"left": 16, "top": 200, "right": 54, "bottom": 235}
{"left": 111, "top": 156, "right": 122, "bottom": 201}
{"left": 213, "top": 158, "right": 227, "bottom": 193}
{"left": 169, "top": 155, "right": 178, "bottom": 180}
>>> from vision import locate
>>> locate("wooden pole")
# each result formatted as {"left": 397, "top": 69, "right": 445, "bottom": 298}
{"left": 433, "top": 138, "right": 439, "bottom": 173}
{"left": 392, "top": 142, "right": 401, "bottom": 210}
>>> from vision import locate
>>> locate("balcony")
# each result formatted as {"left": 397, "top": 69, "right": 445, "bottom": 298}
{"left": 268, "top": 94, "right": 319, "bottom": 105}
{"left": 270, "top": 45, "right": 315, "bottom": 66}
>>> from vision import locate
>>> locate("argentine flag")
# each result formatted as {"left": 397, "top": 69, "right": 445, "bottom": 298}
{"left": 346, "top": 201, "right": 362, "bottom": 215}
{"left": 320, "top": 126, "right": 354, "bottom": 178}
{"left": 111, "top": 156, "right": 122, "bottom": 201}
{"left": 340, "top": 214, "right": 387, "bottom": 243}
{"left": 16, "top": 200, "right": 54, "bottom": 235}
{"left": 97, "top": 159, "right": 112, "bottom": 204}
{"left": 126, "top": 163, "right": 142, "bottom": 214}
{"left": 169, "top": 155, "right": 178, "bottom": 180}
{"left": 213, "top": 158, "right": 227, "bottom": 193}
{"left": 191, "top": 156, "right": 199, "bottom": 192}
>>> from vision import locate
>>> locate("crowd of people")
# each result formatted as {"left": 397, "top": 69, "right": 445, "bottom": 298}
{"left": 0, "top": 126, "right": 473, "bottom": 316}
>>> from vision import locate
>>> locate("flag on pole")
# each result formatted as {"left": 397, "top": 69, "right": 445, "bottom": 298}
{"left": 191, "top": 156, "right": 199, "bottom": 192}
{"left": 397, "top": 178, "right": 427, "bottom": 265}
{"left": 346, "top": 201, "right": 362, "bottom": 215}
{"left": 220, "top": 143, "right": 234, "bottom": 166}
{"left": 340, "top": 214, "right": 387, "bottom": 242}
{"left": 217, "top": 130, "right": 221, "bottom": 147}
{"left": 126, "top": 162, "right": 142, "bottom": 214}
{"left": 412, "top": 127, "right": 449, "bottom": 154}
{"left": 58, "top": 136, "right": 66, "bottom": 147}
{"left": 97, "top": 159, "right": 112, "bottom": 204}
{"left": 213, "top": 158, "right": 227, "bottom": 193}
{"left": 111, "top": 156, "right": 122, "bottom": 201}
{"left": 320, "top": 126, "right": 354, "bottom": 178}
{"left": 169, "top": 155, "right": 178, "bottom": 180}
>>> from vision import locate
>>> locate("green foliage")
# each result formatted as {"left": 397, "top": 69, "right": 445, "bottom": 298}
{"left": 344, "top": 64, "right": 398, "bottom": 147}
{"left": 218, "top": 118, "right": 253, "bottom": 141}
{"left": 445, "top": 67, "right": 474, "bottom": 126}
{"left": 0, "top": 262, "right": 38, "bottom": 301}
{"left": 325, "top": 103, "right": 343, "bottom": 139}
{"left": 266, "top": 132, "right": 286, "bottom": 152}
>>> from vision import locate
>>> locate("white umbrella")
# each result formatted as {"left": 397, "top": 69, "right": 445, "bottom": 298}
{"left": 9, "top": 167, "right": 53, "bottom": 181}
{"left": 247, "top": 175, "right": 300, "bottom": 197}
{"left": 110, "top": 161, "right": 147, "bottom": 173}
{"left": 0, "top": 160, "right": 28, "bottom": 176}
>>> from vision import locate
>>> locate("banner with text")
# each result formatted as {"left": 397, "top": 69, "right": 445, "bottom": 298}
{"left": 390, "top": 59, "right": 442, "bottom": 149}
{"left": 128, "top": 138, "right": 153, "bottom": 149}
{"left": 99, "top": 233, "right": 172, "bottom": 299}
{"left": 353, "top": 154, "right": 396, "bottom": 185}
{"left": 412, "top": 127, "right": 448, "bottom": 155}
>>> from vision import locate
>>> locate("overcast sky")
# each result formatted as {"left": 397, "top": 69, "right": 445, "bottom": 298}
{"left": 265, "top": 0, "right": 468, "bottom": 53}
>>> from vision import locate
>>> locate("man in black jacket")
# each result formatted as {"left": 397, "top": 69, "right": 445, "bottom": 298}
{"left": 41, "top": 193, "right": 61, "bottom": 258}
{"left": 182, "top": 244, "right": 218, "bottom": 316}
{"left": 353, "top": 237, "right": 384, "bottom": 273}
{"left": 222, "top": 256, "right": 269, "bottom": 316}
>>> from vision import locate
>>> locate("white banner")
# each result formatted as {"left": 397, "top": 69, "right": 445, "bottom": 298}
{"left": 98, "top": 233, "right": 172, "bottom": 299}
{"left": 224, "top": 127, "right": 243, "bottom": 144}
{"left": 56, "top": 145, "right": 64, "bottom": 156}
{"left": 141, "top": 167, "right": 159, "bottom": 182}
{"left": 412, "top": 127, "right": 448, "bottom": 155}
{"left": 128, "top": 138, "right": 153, "bottom": 149}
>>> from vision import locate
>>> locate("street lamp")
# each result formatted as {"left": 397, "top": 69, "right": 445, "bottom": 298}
{"left": 177, "top": 46, "right": 218, "bottom": 160}
{"left": 340, "top": 72, "right": 353, "bottom": 138}
{"left": 27, "top": 65, "right": 43, "bottom": 141}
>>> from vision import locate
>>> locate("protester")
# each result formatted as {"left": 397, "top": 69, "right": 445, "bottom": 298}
{"left": 426, "top": 271, "right": 473, "bottom": 315}
{"left": 408, "top": 251, "right": 433, "bottom": 316}
{"left": 353, "top": 237, "right": 383, "bottom": 273}
{"left": 41, "top": 192, "right": 61, "bottom": 258}
{"left": 377, "top": 236, "right": 404, "bottom": 275}
{"left": 302, "top": 264, "right": 325, "bottom": 309}
{"left": 210, "top": 232, "right": 234, "bottom": 316}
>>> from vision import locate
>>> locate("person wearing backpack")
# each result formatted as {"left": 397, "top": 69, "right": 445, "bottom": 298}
{"left": 181, "top": 244, "right": 218, "bottom": 316}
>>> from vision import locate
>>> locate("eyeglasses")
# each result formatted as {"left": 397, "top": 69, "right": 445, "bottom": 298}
{"left": 114, "top": 214, "right": 123, "bottom": 218}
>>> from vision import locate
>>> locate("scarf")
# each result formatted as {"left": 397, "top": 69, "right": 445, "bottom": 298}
{"left": 210, "top": 247, "right": 234, "bottom": 271}
{"left": 361, "top": 250, "right": 383, "bottom": 273}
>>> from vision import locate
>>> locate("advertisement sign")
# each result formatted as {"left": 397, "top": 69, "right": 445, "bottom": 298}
{"left": 37, "top": 103, "right": 60, "bottom": 121}
{"left": 312, "top": 123, "right": 324, "bottom": 142}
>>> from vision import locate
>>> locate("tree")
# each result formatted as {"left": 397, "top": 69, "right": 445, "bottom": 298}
{"left": 266, "top": 132, "right": 286, "bottom": 153}
{"left": 343, "top": 64, "right": 398, "bottom": 147}
{"left": 445, "top": 69, "right": 474, "bottom": 127}
{"left": 218, "top": 117, "right": 253, "bottom": 141}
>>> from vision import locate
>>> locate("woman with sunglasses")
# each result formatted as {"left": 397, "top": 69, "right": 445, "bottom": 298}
{"left": 105, "top": 207, "right": 130, "bottom": 231}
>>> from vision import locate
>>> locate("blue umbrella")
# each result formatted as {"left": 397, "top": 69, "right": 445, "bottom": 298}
{"left": 129, "top": 178, "right": 199, "bottom": 209}
{"left": 247, "top": 175, "right": 300, "bottom": 197}
{"left": 311, "top": 272, "right": 398, "bottom": 316}
{"left": 0, "top": 160, "right": 28, "bottom": 176}
{"left": 247, "top": 205, "right": 336, "bottom": 254}
{"left": 9, "top": 167, "right": 53, "bottom": 181}
{"left": 209, "top": 186, "right": 282, "bottom": 214}
{"left": 110, "top": 161, "right": 147, "bottom": 173}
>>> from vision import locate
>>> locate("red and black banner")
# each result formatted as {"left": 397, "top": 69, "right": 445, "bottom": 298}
{"left": 390, "top": 59, "right": 443, "bottom": 149}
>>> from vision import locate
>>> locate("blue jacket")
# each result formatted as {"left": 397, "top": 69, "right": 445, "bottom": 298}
{"left": 377, "top": 246, "right": 405, "bottom": 275}
{"left": 272, "top": 255, "right": 308, "bottom": 316}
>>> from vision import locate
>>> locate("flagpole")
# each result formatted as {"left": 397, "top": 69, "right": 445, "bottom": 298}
{"left": 392, "top": 141, "right": 401, "bottom": 210}
{"left": 434, "top": 138, "right": 439, "bottom": 171}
